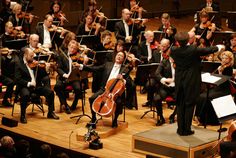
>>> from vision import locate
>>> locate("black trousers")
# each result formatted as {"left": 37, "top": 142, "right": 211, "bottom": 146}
{"left": 1, "top": 76, "right": 15, "bottom": 100}
{"left": 89, "top": 88, "right": 124, "bottom": 122}
{"left": 54, "top": 79, "right": 81, "bottom": 107}
{"left": 19, "top": 86, "right": 55, "bottom": 116}
{"left": 125, "top": 78, "right": 137, "bottom": 108}
{"left": 145, "top": 78, "right": 157, "bottom": 103}
{"left": 153, "top": 85, "right": 175, "bottom": 116}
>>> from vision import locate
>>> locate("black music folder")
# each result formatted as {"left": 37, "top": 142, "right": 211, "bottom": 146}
{"left": 105, "top": 19, "right": 122, "bottom": 32}
{"left": 212, "top": 31, "right": 235, "bottom": 45}
{"left": 4, "top": 39, "right": 27, "bottom": 50}
{"left": 227, "top": 11, "right": 236, "bottom": 31}
{"left": 76, "top": 35, "right": 100, "bottom": 50}
{"left": 135, "top": 63, "right": 159, "bottom": 86}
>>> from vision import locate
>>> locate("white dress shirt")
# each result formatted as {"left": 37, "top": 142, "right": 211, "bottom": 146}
{"left": 108, "top": 63, "right": 121, "bottom": 81}
{"left": 23, "top": 57, "right": 36, "bottom": 87}
{"left": 146, "top": 42, "right": 152, "bottom": 61}
{"left": 123, "top": 20, "right": 129, "bottom": 38}
{"left": 43, "top": 24, "right": 52, "bottom": 47}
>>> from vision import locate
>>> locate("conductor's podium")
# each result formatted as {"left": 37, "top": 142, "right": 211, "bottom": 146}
{"left": 132, "top": 123, "right": 225, "bottom": 158}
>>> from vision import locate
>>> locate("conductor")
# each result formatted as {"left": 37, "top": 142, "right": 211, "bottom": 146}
{"left": 170, "top": 32, "right": 225, "bottom": 136}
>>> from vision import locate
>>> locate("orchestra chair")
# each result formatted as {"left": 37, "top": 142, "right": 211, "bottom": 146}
{"left": 11, "top": 89, "right": 45, "bottom": 116}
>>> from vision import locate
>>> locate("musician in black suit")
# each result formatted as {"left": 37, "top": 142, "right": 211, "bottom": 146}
{"left": 54, "top": 40, "right": 85, "bottom": 114}
{"left": 15, "top": 48, "right": 59, "bottom": 123}
{"left": 170, "top": 32, "right": 224, "bottom": 136}
{"left": 158, "top": 13, "right": 177, "bottom": 45}
{"left": 195, "top": 51, "right": 233, "bottom": 125}
{"left": 81, "top": 51, "right": 131, "bottom": 128}
{"left": 114, "top": 8, "right": 146, "bottom": 53}
{"left": 200, "top": 0, "right": 220, "bottom": 11}
{"left": 139, "top": 37, "right": 170, "bottom": 107}
{"left": 35, "top": 14, "right": 64, "bottom": 49}
{"left": 153, "top": 57, "right": 176, "bottom": 126}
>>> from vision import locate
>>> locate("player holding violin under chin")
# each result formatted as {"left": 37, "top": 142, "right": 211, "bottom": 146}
{"left": 9, "top": 3, "right": 37, "bottom": 34}
{"left": 115, "top": 8, "right": 147, "bottom": 53}
{"left": 189, "top": 9, "right": 216, "bottom": 47}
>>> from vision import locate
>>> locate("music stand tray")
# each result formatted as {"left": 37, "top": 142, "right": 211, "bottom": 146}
{"left": 212, "top": 31, "right": 235, "bottom": 45}
{"left": 76, "top": 35, "right": 100, "bottom": 49}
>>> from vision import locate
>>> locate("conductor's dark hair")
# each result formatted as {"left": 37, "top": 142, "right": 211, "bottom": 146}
{"left": 175, "top": 32, "right": 189, "bottom": 47}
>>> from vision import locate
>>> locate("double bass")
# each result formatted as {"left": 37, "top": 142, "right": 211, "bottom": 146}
{"left": 92, "top": 64, "right": 130, "bottom": 117}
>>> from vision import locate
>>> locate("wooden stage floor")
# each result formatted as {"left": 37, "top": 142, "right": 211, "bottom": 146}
{"left": 0, "top": 16, "right": 233, "bottom": 158}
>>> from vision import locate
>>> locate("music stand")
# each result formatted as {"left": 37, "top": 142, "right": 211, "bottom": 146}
{"left": 196, "top": 11, "right": 221, "bottom": 28}
{"left": 36, "top": 21, "right": 60, "bottom": 27}
{"left": 33, "top": 54, "right": 49, "bottom": 61}
{"left": 201, "top": 61, "right": 221, "bottom": 72}
{"left": 76, "top": 35, "right": 100, "bottom": 50}
{"left": 105, "top": 19, "right": 122, "bottom": 32}
{"left": 201, "top": 73, "right": 231, "bottom": 129}
{"left": 226, "top": 11, "right": 236, "bottom": 31}
{"left": 212, "top": 31, "right": 235, "bottom": 45}
{"left": 4, "top": 39, "right": 27, "bottom": 50}
{"left": 94, "top": 50, "right": 112, "bottom": 65}
{"left": 135, "top": 63, "right": 159, "bottom": 119}
{"left": 139, "top": 31, "right": 164, "bottom": 44}
{"left": 211, "top": 95, "right": 236, "bottom": 139}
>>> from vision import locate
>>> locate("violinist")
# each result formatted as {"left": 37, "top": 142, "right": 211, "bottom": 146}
{"left": 115, "top": 8, "right": 146, "bottom": 50}
{"left": 226, "top": 33, "right": 236, "bottom": 68}
{"left": 54, "top": 40, "right": 87, "bottom": 113}
{"left": 97, "top": 30, "right": 114, "bottom": 51}
{"left": 158, "top": 13, "right": 177, "bottom": 45}
{"left": 47, "top": 1, "right": 66, "bottom": 26}
{"left": 2, "top": 21, "right": 15, "bottom": 45}
{"left": 79, "top": 0, "right": 105, "bottom": 24}
{"left": 196, "top": 51, "right": 234, "bottom": 126}
{"left": 76, "top": 13, "right": 101, "bottom": 36}
{"left": 137, "top": 30, "right": 160, "bottom": 64}
{"left": 80, "top": 51, "right": 132, "bottom": 128}
{"left": 129, "top": 0, "right": 146, "bottom": 19}
{"left": 36, "top": 14, "right": 64, "bottom": 49}
{"left": 189, "top": 9, "right": 216, "bottom": 47}
{"left": 8, "top": 3, "right": 34, "bottom": 34}
{"left": 59, "top": 31, "right": 76, "bottom": 52}
{"left": 15, "top": 48, "right": 59, "bottom": 123}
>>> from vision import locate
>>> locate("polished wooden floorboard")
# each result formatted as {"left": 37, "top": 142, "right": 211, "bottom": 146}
{"left": 0, "top": 16, "right": 232, "bottom": 158}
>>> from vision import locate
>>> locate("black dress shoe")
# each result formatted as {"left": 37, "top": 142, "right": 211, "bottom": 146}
{"left": 183, "top": 130, "right": 195, "bottom": 136}
{"left": 2, "top": 100, "right": 13, "bottom": 107}
{"left": 20, "top": 116, "right": 27, "bottom": 124}
{"left": 156, "top": 118, "right": 165, "bottom": 126}
{"left": 47, "top": 112, "right": 60, "bottom": 120}
{"left": 65, "top": 106, "right": 71, "bottom": 114}
{"left": 70, "top": 105, "right": 77, "bottom": 111}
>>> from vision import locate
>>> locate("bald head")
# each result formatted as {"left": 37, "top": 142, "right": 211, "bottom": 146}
{"left": 160, "top": 38, "right": 170, "bottom": 52}
{"left": 29, "top": 34, "right": 39, "bottom": 48}
{"left": 122, "top": 8, "right": 131, "bottom": 21}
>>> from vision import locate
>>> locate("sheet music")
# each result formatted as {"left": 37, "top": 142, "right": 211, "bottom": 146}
{"left": 201, "top": 72, "right": 221, "bottom": 83}
{"left": 211, "top": 95, "right": 236, "bottom": 118}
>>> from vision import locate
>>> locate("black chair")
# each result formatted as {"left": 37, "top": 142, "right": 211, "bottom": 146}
{"left": 11, "top": 90, "right": 45, "bottom": 116}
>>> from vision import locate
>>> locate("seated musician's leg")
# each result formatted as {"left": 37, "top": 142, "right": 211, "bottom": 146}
{"left": 54, "top": 80, "right": 71, "bottom": 114}
{"left": 112, "top": 94, "right": 125, "bottom": 128}
{"left": 35, "top": 87, "right": 59, "bottom": 120}
{"left": 70, "top": 81, "right": 81, "bottom": 111}
{"left": 19, "top": 87, "right": 30, "bottom": 123}
{"left": 143, "top": 78, "right": 156, "bottom": 107}
{"left": 2, "top": 77, "right": 14, "bottom": 107}
{"left": 125, "top": 77, "right": 136, "bottom": 109}
{"left": 88, "top": 89, "right": 104, "bottom": 123}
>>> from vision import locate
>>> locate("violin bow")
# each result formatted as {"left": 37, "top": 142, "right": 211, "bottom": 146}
{"left": 20, "top": 1, "right": 29, "bottom": 27}
{"left": 130, "top": 1, "right": 140, "bottom": 19}
{"left": 88, "top": 6, "right": 103, "bottom": 36}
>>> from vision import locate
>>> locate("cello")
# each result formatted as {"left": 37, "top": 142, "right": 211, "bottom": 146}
{"left": 92, "top": 64, "right": 130, "bottom": 117}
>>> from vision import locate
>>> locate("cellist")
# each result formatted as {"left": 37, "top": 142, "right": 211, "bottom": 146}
{"left": 80, "top": 51, "right": 132, "bottom": 128}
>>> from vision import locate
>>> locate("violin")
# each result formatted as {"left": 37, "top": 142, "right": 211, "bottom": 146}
{"left": 48, "top": 25, "right": 68, "bottom": 33}
{"left": 28, "top": 60, "right": 47, "bottom": 69}
{"left": 127, "top": 18, "right": 148, "bottom": 25}
{"left": 9, "top": 29, "right": 26, "bottom": 39}
{"left": 53, "top": 11, "right": 66, "bottom": 21}
{"left": 17, "top": 12, "right": 39, "bottom": 20}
